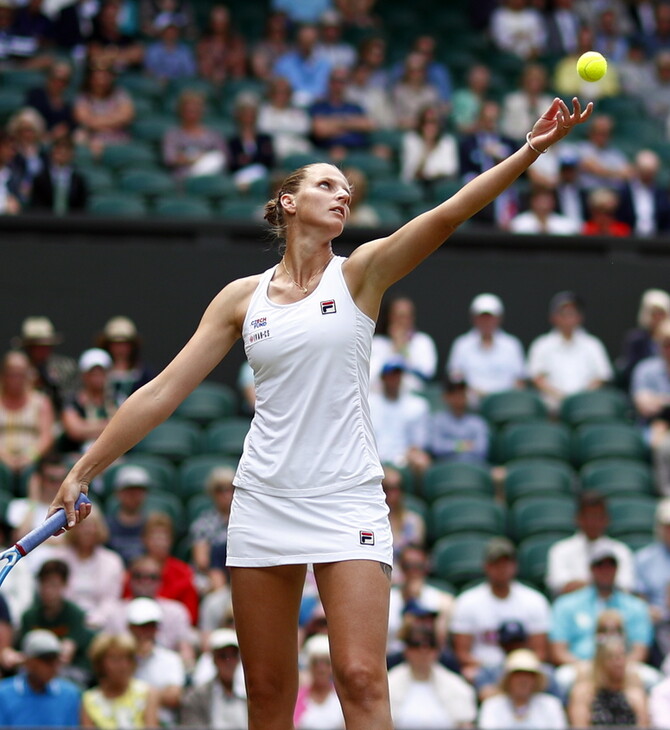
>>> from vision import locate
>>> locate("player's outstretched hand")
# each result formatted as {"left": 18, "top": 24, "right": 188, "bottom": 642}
{"left": 47, "top": 473, "right": 91, "bottom": 530}
{"left": 527, "top": 97, "right": 594, "bottom": 153}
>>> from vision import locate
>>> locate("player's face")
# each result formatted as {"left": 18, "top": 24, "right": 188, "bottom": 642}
{"left": 293, "top": 165, "right": 351, "bottom": 234}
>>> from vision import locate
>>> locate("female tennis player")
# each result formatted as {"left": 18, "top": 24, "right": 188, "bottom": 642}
{"left": 51, "top": 97, "right": 592, "bottom": 730}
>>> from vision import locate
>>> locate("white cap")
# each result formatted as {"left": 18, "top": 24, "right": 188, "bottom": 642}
{"left": 304, "top": 634, "right": 331, "bottom": 661}
{"left": 115, "top": 465, "right": 152, "bottom": 491}
{"left": 210, "top": 628, "right": 239, "bottom": 651}
{"left": 127, "top": 597, "right": 163, "bottom": 625}
{"left": 470, "top": 293, "right": 503, "bottom": 316}
{"left": 22, "top": 629, "right": 62, "bottom": 658}
{"left": 78, "top": 347, "right": 112, "bottom": 372}
{"left": 657, "top": 498, "right": 670, "bottom": 525}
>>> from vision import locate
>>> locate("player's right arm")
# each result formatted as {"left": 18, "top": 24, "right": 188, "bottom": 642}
{"left": 50, "top": 275, "right": 260, "bottom": 526}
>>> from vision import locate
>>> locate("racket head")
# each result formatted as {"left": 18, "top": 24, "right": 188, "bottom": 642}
{"left": 0, "top": 546, "right": 20, "bottom": 588}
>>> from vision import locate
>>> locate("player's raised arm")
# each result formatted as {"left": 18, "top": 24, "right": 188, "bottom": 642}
{"left": 349, "top": 97, "right": 593, "bottom": 301}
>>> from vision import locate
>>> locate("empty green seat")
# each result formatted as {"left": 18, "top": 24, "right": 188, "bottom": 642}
{"left": 504, "top": 458, "right": 575, "bottom": 504}
{"left": 101, "top": 142, "right": 158, "bottom": 171}
{"left": 186, "top": 493, "right": 215, "bottom": 523}
{"left": 0, "top": 89, "right": 25, "bottom": 122}
{"left": 79, "top": 165, "right": 116, "bottom": 194}
{"left": 118, "top": 73, "right": 165, "bottom": 100}
{"left": 132, "top": 418, "right": 202, "bottom": 462}
{"left": 152, "top": 195, "right": 212, "bottom": 218}
{"left": 428, "top": 495, "right": 505, "bottom": 542}
{"left": 341, "top": 151, "right": 395, "bottom": 179}
{"left": 217, "top": 199, "right": 264, "bottom": 221}
{"left": 202, "top": 417, "right": 252, "bottom": 457}
{"left": 369, "top": 179, "right": 423, "bottom": 206}
{"left": 403, "top": 493, "right": 429, "bottom": 523}
{"left": 572, "top": 423, "right": 648, "bottom": 466}
{"left": 174, "top": 382, "right": 238, "bottom": 425}
{"left": 560, "top": 388, "right": 631, "bottom": 427}
{"left": 499, "top": 421, "right": 571, "bottom": 463}
{"left": 481, "top": 390, "right": 548, "bottom": 429}
{"left": 119, "top": 169, "right": 175, "bottom": 198}
{"left": 607, "top": 495, "right": 657, "bottom": 539}
{"left": 131, "top": 115, "right": 174, "bottom": 144}
{"left": 508, "top": 495, "right": 575, "bottom": 542}
{"left": 88, "top": 193, "right": 148, "bottom": 216}
{"left": 422, "top": 462, "right": 494, "bottom": 502}
{"left": 431, "top": 535, "right": 489, "bottom": 588}
{"left": 517, "top": 533, "right": 566, "bottom": 590}
{"left": 2, "top": 69, "right": 45, "bottom": 90}
{"left": 178, "top": 454, "right": 238, "bottom": 500}
{"left": 184, "top": 175, "right": 238, "bottom": 203}
{"left": 580, "top": 458, "right": 654, "bottom": 497}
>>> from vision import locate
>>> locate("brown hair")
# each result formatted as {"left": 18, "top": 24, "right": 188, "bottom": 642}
{"left": 263, "top": 164, "right": 318, "bottom": 245}
{"left": 142, "top": 511, "right": 174, "bottom": 537}
{"left": 89, "top": 632, "right": 137, "bottom": 678}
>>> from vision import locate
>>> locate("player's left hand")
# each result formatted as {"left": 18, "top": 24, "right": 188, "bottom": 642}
{"left": 528, "top": 97, "right": 594, "bottom": 153}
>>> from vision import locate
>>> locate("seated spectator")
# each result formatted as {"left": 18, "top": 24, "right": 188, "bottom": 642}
{"left": 642, "top": 0, "right": 670, "bottom": 57}
{"left": 82, "top": 632, "right": 159, "bottom": 728}
{"left": 51, "top": 0, "right": 98, "bottom": 57}
{"left": 139, "top": 0, "right": 196, "bottom": 41}
{"left": 370, "top": 294, "right": 438, "bottom": 396}
{"left": 400, "top": 105, "right": 459, "bottom": 190}
{"left": 478, "top": 649, "right": 567, "bottom": 729}
{"left": 554, "top": 149, "right": 589, "bottom": 230}
{"left": 451, "top": 63, "right": 492, "bottom": 135}
{"left": 650, "top": 672, "right": 670, "bottom": 728}
{"left": 0, "top": 131, "right": 23, "bottom": 214}
{"left": 52, "top": 504, "right": 124, "bottom": 630}
{"left": 273, "top": 23, "right": 332, "bottom": 108}
{"left": 500, "top": 63, "right": 555, "bottom": 144}
{"left": 388, "top": 625, "right": 477, "bottom": 730}
{"left": 179, "top": 628, "right": 247, "bottom": 728}
{"left": 594, "top": 7, "right": 630, "bottom": 63}
{"left": 11, "top": 0, "right": 53, "bottom": 56}
{"left": 257, "top": 76, "right": 313, "bottom": 161}
{"left": 126, "top": 598, "right": 186, "bottom": 727}
{"left": 143, "top": 17, "right": 196, "bottom": 83}
{"left": 7, "top": 107, "right": 48, "bottom": 201}
{"left": 527, "top": 291, "right": 613, "bottom": 414}
{"left": 582, "top": 187, "right": 632, "bottom": 237}
{"left": 550, "top": 544, "right": 653, "bottom": 669}
{"left": 105, "top": 464, "right": 150, "bottom": 564}
{"left": 250, "top": 10, "right": 290, "bottom": 82}
{"left": 446, "top": 293, "right": 526, "bottom": 408}
{"left": 0, "top": 0, "right": 51, "bottom": 70}
{"left": 489, "top": 0, "right": 546, "bottom": 60}
{"left": 0, "top": 350, "right": 55, "bottom": 492}
{"left": 427, "top": 376, "right": 490, "bottom": 464}
{"left": 618, "top": 288, "right": 670, "bottom": 391}
{"left": 314, "top": 10, "right": 355, "bottom": 70}
{"left": 127, "top": 512, "right": 199, "bottom": 625}
{"left": 30, "top": 134, "right": 89, "bottom": 215}
{"left": 293, "top": 634, "right": 343, "bottom": 729}
{"left": 87, "top": 0, "right": 144, "bottom": 72}
{"left": 639, "top": 50, "right": 670, "bottom": 123}
{"left": 617, "top": 150, "right": 670, "bottom": 237}
{"left": 391, "top": 52, "right": 441, "bottom": 131}
{"left": 576, "top": 114, "right": 633, "bottom": 192}
{"left": 18, "top": 559, "right": 96, "bottom": 686}
{"left": 568, "top": 636, "right": 649, "bottom": 727}
{"left": 162, "top": 89, "right": 227, "bottom": 181}
{"left": 451, "top": 537, "right": 551, "bottom": 685}
{"left": 355, "top": 35, "right": 390, "bottom": 90}
{"left": 368, "top": 357, "right": 430, "bottom": 472}
{"left": 344, "top": 62, "right": 396, "bottom": 130}
{"left": 341, "top": 166, "right": 381, "bottom": 227}
{"left": 382, "top": 465, "right": 426, "bottom": 575}
{"left": 195, "top": 4, "right": 247, "bottom": 84}
{"left": 509, "top": 186, "right": 580, "bottom": 235}
{"left": 0, "top": 630, "right": 81, "bottom": 727}
{"left": 407, "top": 34, "right": 453, "bottom": 105}
{"left": 635, "top": 498, "right": 670, "bottom": 622}
{"left": 618, "top": 39, "right": 655, "bottom": 98}
{"left": 73, "top": 62, "right": 135, "bottom": 159}
{"left": 309, "top": 66, "right": 374, "bottom": 162}
{"left": 227, "top": 92, "right": 276, "bottom": 189}
{"left": 190, "top": 465, "right": 235, "bottom": 593}
{"left": 59, "top": 348, "right": 116, "bottom": 457}
{"left": 13, "top": 315, "right": 78, "bottom": 416}
{"left": 544, "top": 0, "right": 580, "bottom": 57}
{"left": 546, "top": 490, "right": 635, "bottom": 596}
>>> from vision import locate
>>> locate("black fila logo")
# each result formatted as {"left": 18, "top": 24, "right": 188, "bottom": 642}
{"left": 360, "top": 530, "right": 375, "bottom": 545}
{"left": 321, "top": 299, "right": 336, "bottom": 315}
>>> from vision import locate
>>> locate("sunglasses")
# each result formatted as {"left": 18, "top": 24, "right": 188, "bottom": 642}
{"left": 131, "top": 572, "right": 160, "bottom": 580}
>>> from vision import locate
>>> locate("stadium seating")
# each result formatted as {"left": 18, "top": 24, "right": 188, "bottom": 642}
{"left": 132, "top": 418, "right": 202, "bottom": 462}
{"left": 480, "top": 390, "right": 548, "bottom": 429}
{"left": 422, "top": 461, "right": 495, "bottom": 502}
{"left": 177, "top": 454, "right": 239, "bottom": 500}
{"left": 572, "top": 423, "right": 649, "bottom": 467}
{"left": 579, "top": 458, "right": 654, "bottom": 497}
{"left": 498, "top": 421, "right": 571, "bottom": 463}
{"left": 89, "top": 193, "right": 148, "bottom": 216}
{"left": 101, "top": 454, "right": 177, "bottom": 498}
{"left": 152, "top": 196, "right": 214, "bottom": 218}
{"left": 517, "top": 533, "right": 566, "bottom": 591}
{"left": 201, "top": 417, "right": 252, "bottom": 457}
{"left": 174, "top": 382, "right": 238, "bottom": 425}
{"left": 428, "top": 495, "right": 505, "bottom": 542}
{"left": 431, "top": 534, "right": 489, "bottom": 588}
{"left": 504, "top": 458, "right": 575, "bottom": 504}
{"left": 559, "top": 388, "right": 631, "bottom": 427}
{"left": 607, "top": 495, "right": 657, "bottom": 540}
{"left": 508, "top": 495, "right": 575, "bottom": 542}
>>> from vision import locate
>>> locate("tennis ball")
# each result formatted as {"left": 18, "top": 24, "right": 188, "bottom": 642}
{"left": 577, "top": 51, "right": 607, "bottom": 82}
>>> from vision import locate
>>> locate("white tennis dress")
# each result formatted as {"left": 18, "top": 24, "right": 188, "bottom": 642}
{"left": 228, "top": 255, "right": 392, "bottom": 567}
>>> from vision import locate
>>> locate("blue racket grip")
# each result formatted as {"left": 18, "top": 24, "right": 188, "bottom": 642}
{"left": 16, "top": 494, "right": 91, "bottom": 556}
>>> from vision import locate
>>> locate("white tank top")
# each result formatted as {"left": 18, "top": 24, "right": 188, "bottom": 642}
{"left": 234, "top": 255, "right": 383, "bottom": 496}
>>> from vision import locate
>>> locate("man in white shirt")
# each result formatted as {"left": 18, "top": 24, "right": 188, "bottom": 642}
{"left": 447, "top": 293, "right": 526, "bottom": 407}
{"left": 509, "top": 186, "right": 580, "bottom": 235}
{"left": 527, "top": 290, "right": 613, "bottom": 413}
{"left": 451, "top": 537, "right": 551, "bottom": 684}
{"left": 545, "top": 490, "right": 635, "bottom": 596}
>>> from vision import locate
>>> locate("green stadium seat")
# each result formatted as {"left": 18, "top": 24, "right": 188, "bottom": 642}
{"left": 1, "top": 69, "right": 45, "bottom": 91}
{"left": 101, "top": 142, "right": 158, "bottom": 171}
{"left": 202, "top": 417, "right": 252, "bottom": 457}
{"left": 430, "top": 179, "right": 463, "bottom": 204}
{"left": 498, "top": 421, "right": 571, "bottom": 463}
{"left": 341, "top": 151, "right": 395, "bottom": 179}
{"left": 118, "top": 73, "right": 165, "bottom": 100}
{"left": 504, "top": 458, "right": 575, "bottom": 504}
{"left": 101, "top": 455, "right": 177, "bottom": 498}
{"left": 369, "top": 179, "right": 424, "bottom": 207}
{"left": 186, "top": 493, "right": 215, "bottom": 523}
{"left": 422, "top": 462, "right": 495, "bottom": 502}
{"left": 277, "top": 152, "right": 330, "bottom": 170}
{"left": 217, "top": 199, "right": 264, "bottom": 221}
{"left": 508, "top": 495, "right": 575, "bottom": 542}
{"left": 0, "top": 488, "right": 11, "bottom": 523}
{"left": 184, "top": 175, "right": 238, "bottom": 203}
{"left": 0, "top": 88, "right": 27, "bottom": 122}
{"left": 572, "top": 423, "right": 648, "bottom": 466}
{"left": 119, "top": 169, "right": 175, "bottom": 199}
{"left": 559, "top": 388, "right": 631, "bottom": 427}
{"left": 131, "top": 115, "right": 174, "bottom": 144}
{"left": 480, "top": 390, "right": 548, "bottom": 429}
{"left": 517, "top": 533, "right": 566, "bottom": 590}
{"left": 0, "top": 462, "right": 14, "bottom": 493}
{"left": 132, "top": 418, "right": 202, "bottom": 462}
{"left": 430, "top": 535, "right": 489, "bottom": 588}
{"left": 367, "top": 202, "right": 404, "bottom": 225}
{"left": 79, "top": 165, "right": 116, "bottom": 194}
{"left": 617, "top": 532, "right": 655, "bottom": 552}
{"left": 178, "top": 454, "right": 238, "bottom": 500}
{"left": 88, "top": 193, "right": 148, "bottom": 216}
{"left": 428, "top": 495, "right": 505, "bottom": 542}
{"left": 152, "top": 196, "right": 213, "bottom": 218}
{"left": 403, "top": 493, "right": 429, "bottom": 523}
{"left": 580, "top": 458, "right": 654, "bottom": 497}
{"left": 606, "top": 495, "right": 657, "bottom": 539}
{"left": 174, "top": 382, "right": 238, "bottom": 425}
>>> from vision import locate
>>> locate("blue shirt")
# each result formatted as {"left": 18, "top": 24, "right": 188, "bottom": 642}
{"left": 0, "top": 674, "right": 80, "bottom": 727}
{"left": 273, "top": 51, "right": 332, "bottom": 107}
{"left": 550, "top": 586, "right": 653, "bottom": 660}
{"left": 309, "top": 99, "right": 369, "bottom": 149}
{"left": 635, "top": 541, "right": 670, "bottom": 617}
{"left": 144, "top": 41, "right": 197, "bottom": 80}
{"left": 428, "top": 409, "right": 489, "bottom": 463}
{"left": 271, "top": 0, "right": 333, "bottom": 23}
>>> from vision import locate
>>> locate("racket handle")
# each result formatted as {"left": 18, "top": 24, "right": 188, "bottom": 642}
{"left": 16, "top": 494, "right": 91, "bottom": 556}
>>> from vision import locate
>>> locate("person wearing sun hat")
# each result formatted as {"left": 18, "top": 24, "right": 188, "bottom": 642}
{"left": 478, "top": 648, "right": 567, "bottom": 728}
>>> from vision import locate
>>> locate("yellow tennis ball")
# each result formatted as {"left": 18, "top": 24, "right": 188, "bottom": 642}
{"left": 577, "top": 51, "right": 608, "bottom": 82}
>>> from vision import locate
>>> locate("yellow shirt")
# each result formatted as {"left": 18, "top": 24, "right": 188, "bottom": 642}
{"left": 83, "top": 678, "right": 150, "bottom": 729}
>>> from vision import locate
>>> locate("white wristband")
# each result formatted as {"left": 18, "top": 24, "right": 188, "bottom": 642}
{"left": 526, "top": 132, "right": 546, "bottom": 154}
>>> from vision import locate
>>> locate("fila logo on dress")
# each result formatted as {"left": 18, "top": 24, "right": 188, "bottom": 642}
{"left": 360, "top": 530, "right": 375, "bottom": 545}
{"left": 321, "top": 300, "right": 336, "bottom": 315}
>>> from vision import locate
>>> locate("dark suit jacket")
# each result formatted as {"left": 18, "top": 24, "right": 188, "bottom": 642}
{"left": 30, "top": 166, "right": 88, "bottom": 212}
{"left": 617, "top": 182, "right": 670, "bottom": 234}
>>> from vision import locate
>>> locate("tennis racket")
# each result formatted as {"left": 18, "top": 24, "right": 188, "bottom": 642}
{"left": 0, "top": 493, "right": 91, "bottom": 588}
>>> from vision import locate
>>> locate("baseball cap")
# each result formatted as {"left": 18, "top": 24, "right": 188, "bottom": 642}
{"left": 114, "top": 465, "right": 152, "bottom": 491}
{"left": 78, "top": 347, "right": 112, "bottom": 372}
{"left": 484, "top": 536, "right": 516, "bottom": 563}
{"left": 127, "top": 597, "right": 163, "bottom": 625}
{"left": 470, "top": 293, "right": 503, "bottom": 317}
{"left": 304, "top": 634, "right": 331, "bottom": 661}
{"left": 22, "top": 629, "right": 62, "bottom": 658}
{"left": 656, "top": 498, "right": 670, "bottom": 525}
{"left": 589, "top": 541, "right": 619, "bottom": 566}
{"left": 549, "top": 290, "right": 582, "bottom": 315}
{"left": 209, "top": 628, "right": 239, "bottom": 651}
{"left": 402, "top": 597, "right": 440, "bottom": 618}
{"left": 498, "top": 620, "right": 528, "bottom": 645}
{"left": 380, "top": 356, "right": 407, "bottom": 376}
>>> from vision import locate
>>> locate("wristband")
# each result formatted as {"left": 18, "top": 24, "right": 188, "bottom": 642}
{"left": 526, "top": 132, "right": 546, "bottom": 154}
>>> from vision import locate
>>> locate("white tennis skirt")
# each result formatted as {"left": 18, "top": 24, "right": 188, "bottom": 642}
{"left": 226, "top": 482, "right": 393, "bottom": 568}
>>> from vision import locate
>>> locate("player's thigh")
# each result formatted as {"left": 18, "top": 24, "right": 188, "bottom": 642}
{"left": 230, "top": 564, "right": 307, "bottom": 681}
{"left": 313, "top": 559, "right": 391, "bottom": 673}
